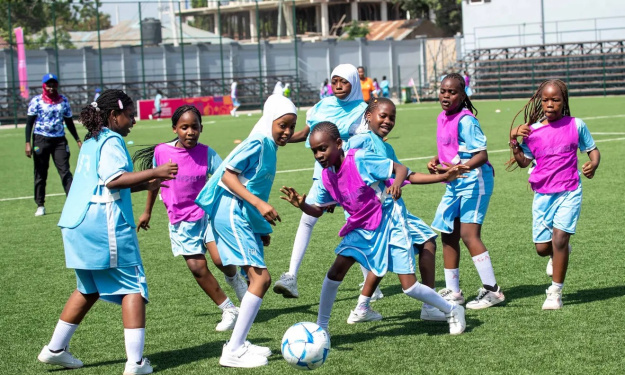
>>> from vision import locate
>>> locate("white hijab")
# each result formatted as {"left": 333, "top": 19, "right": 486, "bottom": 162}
{"left": 249, "top": 94, "right": 297, "bottom": 143}
{"left": 330, "top": 64, "right": 363, "bottom": 103}
{"left": 273, "top": 81, "right": 284, "bottom": 95}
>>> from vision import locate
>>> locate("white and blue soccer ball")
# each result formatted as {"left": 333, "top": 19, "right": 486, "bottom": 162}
{"left": 281, "top": 322, "right": 330, "bottom": 370}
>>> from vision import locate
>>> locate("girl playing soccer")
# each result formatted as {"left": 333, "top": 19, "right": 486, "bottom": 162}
{"left": 38, "top": 89, "right": 177, "bottom": 375}
{"left": 345, "top": 97, "right": 469, "bottom": 323}
{"left": 273, "top": 63, "right": 368, "bottom": 299}
{"left": 133, "top": 105, "right": 247, "bottom": 332}
{"left": 429, "top": 73, "right": 505, "bottom": 310}
{"left": 508, "top": 79, "right": 600, "bottom": 310}
{"left": 280, "top": 122, "right": 466, "bottom": 335}
{"left": 195, "top": 94, "right": 297, "bottom": 368}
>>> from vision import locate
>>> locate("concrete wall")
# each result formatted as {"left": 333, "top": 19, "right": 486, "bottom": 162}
{"left": 462, "top": 0, "right": 625, "bottom": 51}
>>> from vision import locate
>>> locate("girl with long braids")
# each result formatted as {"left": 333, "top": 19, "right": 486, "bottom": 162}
{"left": 134, "top": 105, "right": 246, "bottom": 332}
{"left": 38, "top": 89, "right": 177, "bottom": 374}
{"left": 429, "top": 73, "right": 505, "bottom": 310}
{"left": 508, "top": 79, "right": 600, "bottom": 310}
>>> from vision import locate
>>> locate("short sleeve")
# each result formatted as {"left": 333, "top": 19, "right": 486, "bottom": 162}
{"left": 208, "top": 147, "right": 223, "bottom": 176}
{"left": 27, "top": 97, "right": 39, "bottom": 116}
{"left": 519, "top": 142, "right": 534, "bottom": 160}
{"left": 98, "top": 137, "right": 131, "bottom": 185}
{"left": 62, "top": 97, "right": 73, "bottom": 118}
{"left": 310, "top": 179, "right": 337, "bottom": 207}
{"left": 458, "top": 116, "right": 487, "bottom": 153}
{"left": 576, "top": 118, "right": 596, "bottom": 153}
{"left": 226, "top": 140, "right": 262, "bottom": 174}
{"left": 152, "top": 154, "right": 157, "bottom": 168}
{"left": 354, "top": 149, "right": 393, "bottom": 185}
{"left": 344, "top": 134, "right": 370, "bottom": 152}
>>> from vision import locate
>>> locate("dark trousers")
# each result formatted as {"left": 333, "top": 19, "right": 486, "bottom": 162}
{"left": 33, "top": 134, "right": 73, "bottom": 206}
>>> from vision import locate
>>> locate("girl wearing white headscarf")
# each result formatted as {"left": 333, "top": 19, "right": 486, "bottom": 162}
{"left": 195, "top": 94, "right": 297, "bottom": 368}
{"left": 273, "top": 63, "right": 369, "bottom": 299}
{"left": 272, "top": 81, "right": 284, "bottom": 95}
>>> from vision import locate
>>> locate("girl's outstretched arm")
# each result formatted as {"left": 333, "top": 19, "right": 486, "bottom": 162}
{"left": 108, "top": 163, "right": 177, "bottom": 190}
{"left": 222, "top": 169, "right": 281, "bottom": 226}
{"left": 386, "top": 162, "right": 408, "bottom": 200}
{"left": 408, "top": 163, "right": 470, "bottom": 184}
{"left": 279, "top": 186, "right": 325, "bottom": 217}
{"left": 288, "top": 125, "right": 311, "bottom": 143}
{"left": 582, "top": 148, "right": 600, "bottom": 179}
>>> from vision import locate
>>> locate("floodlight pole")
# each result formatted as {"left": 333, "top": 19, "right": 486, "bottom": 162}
{"left": 540, "top": 0, "right": 545, "bottom": 45}
{"left": 52, "top": 2, "right": 60, "bottom": 79}
{"left": 179, "top": 2, "right": 187, "bottom": 98}
{"left": 96, "top": 0, "right": 104, "bottom": 89}
{"left": 256, "top": 0, "right": 263, "bottom": 107}
{"left": 7, "top": 2, "right": 17, "bottom": 127}
{"left": 292, "top": 0, "right": 299, "bottom": 108}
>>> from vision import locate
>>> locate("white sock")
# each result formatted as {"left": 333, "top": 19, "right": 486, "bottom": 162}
{"left": 356, "top": 294, "right": 371, "bottom": 312}
{"left": 225, "top": 274, "right": 236, "bottom": 282}
{"left": 552, "top": 281, "right": 564, "bottom": 289}
{"left": 403, "top": 282, "right": 453, "bottom": 314}
{"left": 218, "top": 297, "right": 236, "bottom": 310}
{"left": 317, "top": 276, "right": 342, "bottom": 330}
{"left": 472, "top": 251, "right": 497, "bottom": 288}
{"left": 360, "top": 265, "right": 369, "bottom": 283}
{"left": 444, "top": 268, "right": 460, "bottom": 292}
{"left": 287, "top": 213, "right": 319, "bottom": 276}
{"left": 226, "top": 292, "right": 262, "bottom": 352}
{"left": 124, "top": 328, "right": 145, "bottom": 364}
{"left": 48, "top": 320, "right": 79, "bottom": 351}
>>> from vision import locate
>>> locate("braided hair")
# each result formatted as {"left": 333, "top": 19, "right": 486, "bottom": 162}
{"left": 441, "top": 73, "right": 478, "bottom": 116}
{"left": 365, "top": 97, "right": 395, "bottom": 116}
{"left": 132, "top": 104, "right": 203, "bottom": 171}
{"left": 310, "top": 121, "right": 340, "bottom": 141}
{"left": 505, "top": 79, "right": 571, "bottom": 171}
{"left": 80, "top": 89, "right": 133, "bottom": 141}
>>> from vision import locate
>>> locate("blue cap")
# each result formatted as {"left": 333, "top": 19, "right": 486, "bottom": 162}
{"left": 42, "top": 73, "right": 58, "bottom": 83}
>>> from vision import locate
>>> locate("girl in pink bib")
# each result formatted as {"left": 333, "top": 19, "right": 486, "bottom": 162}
{"left": 134, "top": 105, "right": 247, "bottom": 331}
{"left": 508, "top": 79, "right": 600, "bottom": 310}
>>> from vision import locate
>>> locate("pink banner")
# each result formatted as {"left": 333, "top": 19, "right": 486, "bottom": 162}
{"left": 14, "top": 27, "right": 29, "bottom": 100}
{"left": 137, "top": 95, "right": 233, "bottom": 120}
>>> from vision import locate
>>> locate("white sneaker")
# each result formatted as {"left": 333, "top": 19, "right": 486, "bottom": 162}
{"left": 358, "top": 282, "right": 384, "bottom": 302}
{"left": 225, "top": 274, "right": 248, "bottom": 302}
{"left": 273, "top": 273, "right": 299, "bottom": 298}
{"left": 420, "top": 304, "right": 447, "bottom": 321}
{"left": 466, "top": 287, "right": 505, "bottom": 310}
{"left": 438, "top": 288, "right": 465, "bottom": 304}
{"left": 244, "top": 341, "right": 272, "bottom": 357}
{"left": 148, "top": 115, "right": 153, "bottom": 120}
{"left": 346, "top": 307, "right": 383, "bottom": 324}
{"left": 123, "top": 358, "right": 153, "bottom": 375}
{"left": 219, "top": 343, "right": 268, "bottom": 368}
{"left": 445, "top": 305, "right": 466, "bottom": 335}
{"left": 38, "top": 345, "right": 83, "bottom": 369}
{"left": 216, "top": 307, "right": 239, "bottom": 332}
{"left": 542, "top": 285, "right": 563, "bottom": 310}
{"left": 35, "top": 206, "right": 46, "bottom": 217}
{"left": 547, "top": 245, "right": 571, "bottom": 277}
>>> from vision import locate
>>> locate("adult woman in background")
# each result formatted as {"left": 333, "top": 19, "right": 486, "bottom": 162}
{"left": 25, "top": 73, "right": 81, "bottom": 216}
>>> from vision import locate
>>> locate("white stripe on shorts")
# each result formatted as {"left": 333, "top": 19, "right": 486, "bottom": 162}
{"left": 473, "top": 194, "right": 482, "bottom": 223}
{"left": 229, "top": 198, "right": 248, "bottom": 265}
{"left": 106, "top": 201, "right": 118, "bottom": 268}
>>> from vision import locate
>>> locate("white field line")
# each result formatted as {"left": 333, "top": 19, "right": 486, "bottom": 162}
{"left": 2, "top": 136, "right": 624, "bottom": 203}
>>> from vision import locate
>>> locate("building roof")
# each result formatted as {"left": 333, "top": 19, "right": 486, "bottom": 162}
{"left": 365, "top": 19, "right": 446, "bottom": 41}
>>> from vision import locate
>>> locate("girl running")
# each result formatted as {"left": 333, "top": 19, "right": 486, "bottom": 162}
{"left": 195, "top": 94, "right": 297, "bottom": 368}
{"left": 508, "top": 79, "right": 600, "bottom": 309}
{"left": 134, "top": 105, "right": 247, "bottom": 332}
{"left": 280, "top": 122, "right": 466, "bottom": 336}
{"left": 429, "top": 73, "right": 504, "bottom": 310}
{"left": 274, "top": 63, "right": 368, "bottom": 299}
{"left": 38, "top": 89, "right": 177, "bottom": 375}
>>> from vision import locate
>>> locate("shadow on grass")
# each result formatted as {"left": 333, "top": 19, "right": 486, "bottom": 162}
{"left": 498, "top": 283, "right": 546, "bottom": 302}
{"left": 565, "top": 286, "right": 625, "bottom": 305}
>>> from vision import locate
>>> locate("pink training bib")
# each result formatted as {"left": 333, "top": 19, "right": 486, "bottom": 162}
{"left": 524, "top": 116, "right": 579, "bottom": 194}
{"left": 321, "top": 149, "right": 382, "bottom": 237}
{"left": 436, "top": 109, "right": 475, "bottom": 165}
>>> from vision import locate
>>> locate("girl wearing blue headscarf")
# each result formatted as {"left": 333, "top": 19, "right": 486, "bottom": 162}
{"left": 273, "top": 64, "right": 368, "bottom": 299}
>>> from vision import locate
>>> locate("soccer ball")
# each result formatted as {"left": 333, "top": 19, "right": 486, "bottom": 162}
{"left": 281, "top": 322, "right": 330, "bottom": 370}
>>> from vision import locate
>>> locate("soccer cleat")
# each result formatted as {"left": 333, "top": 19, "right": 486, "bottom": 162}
{"left": 273, "top": 273, "right": 299, "bottom": 298}
{"left": 123, "top": 358, "right": 153, "bottom": 375}
{"left": 38, "top": 345, "right": 83, "bottom": 369}
{"left": 216, "top": 307, "right": 239, "bottom": 332}
{"left": 445, "top": 304, "right": 466, "bottom": 335}
{"left": 225, "top": 274, "right": 248, "bottom": 302}
{"left": 35, "top": 206, "right": 46, "bottom": 217}
{"left": 219, "top": 343, "right": 268, "bottom": 368}
{"left": 244, "top": 341, "right": 272, "bottom": 357}
{"left": 542, "top": 285, "right": 563, "bottom": 310}
{"left": 438, "top": 288, "right": 465, "bottom": 304}
{"left": 466, "top": 287, "right": 505, "bottom": 310}
{"left": 546, "top": 258, "right": 553, "bottom": 276}
{"left": 346, "top": 307, "right": 383, "bottom": 324}
{"left": 420, "top": 304, "right": 447, "bottom": 321}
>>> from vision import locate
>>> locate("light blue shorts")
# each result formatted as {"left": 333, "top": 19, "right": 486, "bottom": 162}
{"left": 431, "top": 193, "right": 491, "bottom": 233}
{"left": 533, "top": 184, "right": 582, "bottom": 243}
{"left": 211, "top": 193, "right": 266, "bottom": 268}
{"left": 232, "top": 98, "right": 241, "bottom": 107}
{"left": 75, "top": 266, "right": 148, "bottom": 305}
{"left": 405, "top": 211, "right": 438, "bottom": 247}
{"left": 168, "top": 216, "right": 214, "bottom": 257}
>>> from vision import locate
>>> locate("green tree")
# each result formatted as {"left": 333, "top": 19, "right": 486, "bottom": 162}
{"left": 188, "top": 0, "right": 213, "bottom": 31}
{"left": 392, "top": 0, "right": 462, "bottom": 36}
{"left": 342, "top": 21, "right": 370, "bottom": 40}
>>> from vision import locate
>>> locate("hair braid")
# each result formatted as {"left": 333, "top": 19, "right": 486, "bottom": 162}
{"left": 80, "top": 89, "right": 133, "bottom": 141}
{"left": 310, "top": 121, "right": 340, "bottom": 140}
{"left": 442, "top": 73, "right": 478, "bottom": 116}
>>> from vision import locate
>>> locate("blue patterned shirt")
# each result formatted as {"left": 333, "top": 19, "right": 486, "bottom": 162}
{"left": 27, "top": 95, "right": 72, "bottom": 138}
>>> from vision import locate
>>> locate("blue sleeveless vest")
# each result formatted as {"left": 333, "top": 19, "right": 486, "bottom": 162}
{"left": 195, "top": 133, "right": 277, "bottom": 235}
{"left": 58, "top": 128, "right": 135, "bottom": 229}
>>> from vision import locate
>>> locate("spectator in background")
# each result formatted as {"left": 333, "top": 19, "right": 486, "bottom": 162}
{"left": 231, "top": 81, "right": 240, "bottom": 117}
{"left": 357, "top": 66, "right": 376, "bottom": 102}
{"left": 380, "top": 76, "right": 390, "bottom": 98}
{"left": 464, "top": 70, "right": 473, "bottom": 97}
{"left": 320, "top": 78, "right": 333, "bottom": 99}
{"left": 25, "top": 73, "right": 81, "bottom": 217}
{"left": 283, "top": 83, "right": 291, "bottom": 98}
{"left": 149, "top": 90, "right": 164, "bottom": 120}
{"left": 273, "top": 81, "right": 284, "bottom": 95}
{"left": 372, "top": 78, "right": 381, "bottom": 97}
